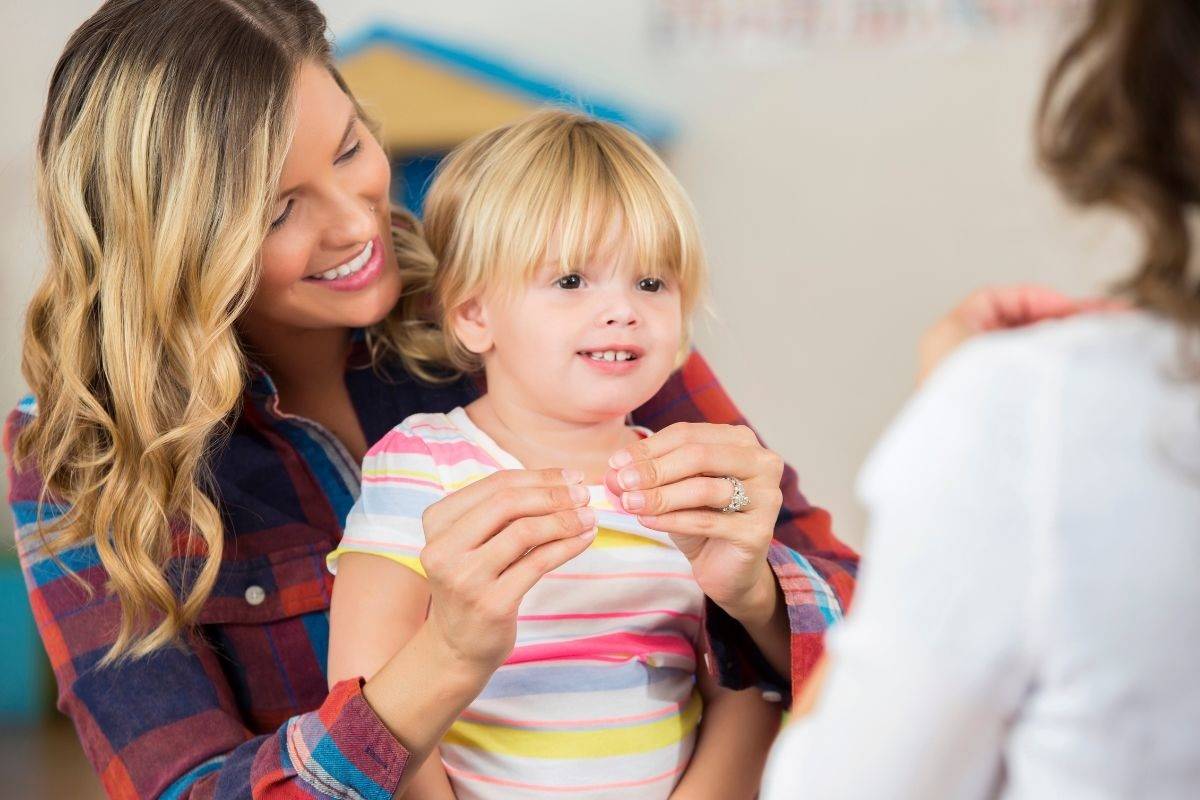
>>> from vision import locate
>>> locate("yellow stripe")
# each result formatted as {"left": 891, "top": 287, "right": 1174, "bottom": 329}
{"left": 360, "top": 467, "right": 486, "bottom": 493}
{"left": 361, "top": 467, "right": 441, "bottom": 483}
{"left": 327, "top": 548, "right": 427, "bottom": 578}
{"left": 592, "top": 527, "right": 668, "bottom": 549}
{"left": 443, "top": 691, "right": 702, "bottom": 758}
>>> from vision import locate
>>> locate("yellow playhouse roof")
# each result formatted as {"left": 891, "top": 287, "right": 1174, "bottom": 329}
{"left": 336, "top": 25, "right": 675, "bottom": 154}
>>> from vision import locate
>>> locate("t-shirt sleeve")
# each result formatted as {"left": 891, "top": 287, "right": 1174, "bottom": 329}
{"left": 327, "top": 423, "right": 446, "bottom": 578}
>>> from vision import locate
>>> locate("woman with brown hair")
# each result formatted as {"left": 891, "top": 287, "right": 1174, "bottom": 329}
{"left": 3, "top": 1, "right": 861, "bottom": 797}
{"left": 764, "top": 2, "right": 1200, "bottom": 797}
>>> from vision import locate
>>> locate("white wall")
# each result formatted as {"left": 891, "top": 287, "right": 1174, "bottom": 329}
{"left": 0, "top": 2, "right": 1135, "bottom": 547}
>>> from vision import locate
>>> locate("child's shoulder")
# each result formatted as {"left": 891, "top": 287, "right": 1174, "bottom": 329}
{"left": 364, "top": 409, "right": 485, "bottom": 465}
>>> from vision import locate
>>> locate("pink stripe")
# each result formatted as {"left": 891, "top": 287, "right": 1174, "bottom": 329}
{"left": 444, "top": 762, "right": 684, "bottom": 792}
{"left": 506, "top": 632, "right": 695, "bottom": 666}
{"left": 370, "top": 431, "right": 433, "bottom": 454}
{"left": 422, "top": 438, "right": 497, "bottom": 466}
{"left": 518, "top": 609, "right": 702, "bottom": 623}
{"left": 407, "top": 420, "right": 460, "bottom": 433}
{"left": 457, "top": 698, "right": 687, "bottom": 730}
{"left": 360, "top": 473, "right": 443, "bottom": 491}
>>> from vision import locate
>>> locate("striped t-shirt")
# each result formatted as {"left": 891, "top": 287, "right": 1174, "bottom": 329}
{"left": 328, "top": 407, "right": 705, "bottom": 799}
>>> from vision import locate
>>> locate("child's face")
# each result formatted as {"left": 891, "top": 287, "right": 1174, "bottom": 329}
{"left": 455, "top": 241, "right": 684, "bottom": 423}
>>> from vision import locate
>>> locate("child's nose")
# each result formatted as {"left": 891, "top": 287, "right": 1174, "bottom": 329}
{"left": 601, "top": 306, "right": 638, "bottom": 327}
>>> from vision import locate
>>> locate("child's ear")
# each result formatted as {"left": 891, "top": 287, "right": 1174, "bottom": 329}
{"left": 450, "top": 297, "right": 494, "bottom": 355}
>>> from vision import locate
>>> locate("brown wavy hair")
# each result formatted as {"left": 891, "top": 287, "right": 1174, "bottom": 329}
{"left": 1037, "top": 0, "right": 1200, "bottom": 325}
{"left": 14, "top": 0, "right": 434, "bottom": 662}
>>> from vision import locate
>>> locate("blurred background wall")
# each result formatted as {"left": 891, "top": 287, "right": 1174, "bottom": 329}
{"left": 0, "top": 1, "right": 1134, "bottom": 795}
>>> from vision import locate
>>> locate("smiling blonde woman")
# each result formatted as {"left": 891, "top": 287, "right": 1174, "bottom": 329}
{"left": 3, "top": 1, "right": 861, "bottom": 798}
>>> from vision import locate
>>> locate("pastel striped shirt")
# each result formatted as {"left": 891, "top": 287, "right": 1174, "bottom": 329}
{"left": 328, "top": 407, "right": 705, "bottom": 799}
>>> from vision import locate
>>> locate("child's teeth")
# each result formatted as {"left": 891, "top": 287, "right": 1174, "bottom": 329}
{"left": 584, "top": 350, "right": 637, "bottom": 361}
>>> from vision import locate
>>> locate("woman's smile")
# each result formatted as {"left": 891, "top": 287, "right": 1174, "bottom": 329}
{"left": 302, "top": 235, "right": 384, "bottom": 291}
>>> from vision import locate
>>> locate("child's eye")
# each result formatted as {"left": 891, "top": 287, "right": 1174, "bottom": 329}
{"left": 638, "top": 277, "right": 664, "bottom": 293}
{"left": 556, "top": 274, "right": 584, "bottom": 290}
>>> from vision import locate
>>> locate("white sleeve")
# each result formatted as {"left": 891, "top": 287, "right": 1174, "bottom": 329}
{"left": 326, "top": 424, "right": 446, "bottom": 578}
{"left": 763, "top": 334, "right": 1058, "bottom": 800}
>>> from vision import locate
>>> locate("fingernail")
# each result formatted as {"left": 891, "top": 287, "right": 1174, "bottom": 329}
{"left": 578, "top": 527, "right": 597, "bottom": 541}
{"left": 609, "top": 450, "right": 633, "bottom": 469}
{"left": 622, "top": 491, "right": 645, "bottom": 512}
{"left": 618, "top": 467, "right": 640, "bottom": 490}
{"left": 562, "top": 469, "right": 585, "bottom": 484}
{"left": 569, "top": 485, "right": 590, "bottom": 504}
{"left": 576, "top": 508, "right": 596, "bottom": 527}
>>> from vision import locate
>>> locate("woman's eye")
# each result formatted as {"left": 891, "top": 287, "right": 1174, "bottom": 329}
{"left": 269, "top": 199, "right": 293, "bottom": 231}
{"left": 556, "top": 274, "right": 583, "bottom": 290}
{"left": 638, "top": 277, "right": 664, "bottom": 293}
{"left": 336, "top": 141, "right": 362, "bottom": 164}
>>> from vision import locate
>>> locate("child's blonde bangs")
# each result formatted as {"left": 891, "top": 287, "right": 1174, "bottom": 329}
{"left": 431, "top": 110, "right": 707, "bottom": 316}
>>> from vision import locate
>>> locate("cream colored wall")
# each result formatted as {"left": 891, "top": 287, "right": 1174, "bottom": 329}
{"left": 0, "top": 2, "right": 103, "bottom": 542}
{"left": 0, "top": 2, "right": 1134, "bottom": 547}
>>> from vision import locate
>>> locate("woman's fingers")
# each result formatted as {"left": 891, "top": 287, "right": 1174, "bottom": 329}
{"left": 424, "top": 472, "right": 590, "bottom": 551}
{"left": 619, "top": 476, "right": 741, "bottom": 515}
{"left": 609, "top": 422, "right": 760, "bottom": 469}
{"left": 608, "top": 442, "right": 770, "bottom": 494}
{"left": 636, "top": 509, "right": 747, "bottom": 541}
{"left": 496, "top": 527, "right": 597, "bottom": 600}
{"left": 477, "top": 506, "right": 597, "bottom": 576}
{"left": 422, "top": 468, "right": 584, "bottom": 536}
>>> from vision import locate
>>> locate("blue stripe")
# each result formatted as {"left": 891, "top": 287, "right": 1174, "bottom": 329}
{"left": 28, "top": 543, "right": 102, "bottom": 587}
{"left": 302, "top": 611, "right": 331, "bottom": 683}
{"left": 160, "top": 754, "right": 226, "bottom": 800}
{"left": 276, "top": 421, "right": 358, "bottom": 528}
{"left": 357, "top": 484, "right": 441, "bottom": 517}
{"left": 10, "top": 499, "right": 66, "bottom": 529}
{"left": 478, "top": 662, "right": 687, "bottom": 700}
{"left": 309, "top": 731, "right": 391, "bottom": 800}
{"left": 785, "top": 549, "right": 841, "bottom": 625}
{"left": 334, "top": 24, "right": 675, "bottom": 144}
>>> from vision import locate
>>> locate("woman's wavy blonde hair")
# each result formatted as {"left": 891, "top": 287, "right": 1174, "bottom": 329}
{"left": 400, "top": 109, "right": 708, "bottom": 375}
{"left": 14, "top": 0, "right": 434, "bottom": 662}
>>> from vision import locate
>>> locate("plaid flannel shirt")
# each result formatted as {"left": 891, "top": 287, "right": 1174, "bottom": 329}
{"left": 4, "top": 346, "right": 856, "bottom": 799}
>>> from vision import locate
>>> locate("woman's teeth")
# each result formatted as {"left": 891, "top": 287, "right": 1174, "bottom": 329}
{"left": 583, "top": 350, "right": 638, "bottom": 362}
{"left": 313, "top": 240, "right": 373, "bottom": 280}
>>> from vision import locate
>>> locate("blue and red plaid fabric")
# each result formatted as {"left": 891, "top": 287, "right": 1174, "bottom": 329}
{"left": 4, "top": 346, "right": 857, "bottom": 799}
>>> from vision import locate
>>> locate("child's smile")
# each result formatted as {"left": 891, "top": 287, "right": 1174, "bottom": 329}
{"left": 576, "top": 343, "right": 645, "bottom": 375}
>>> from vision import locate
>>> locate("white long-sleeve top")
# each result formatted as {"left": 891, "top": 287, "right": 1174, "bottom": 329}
{"left": 763, "top": 312, "right": 1200, "bottom": 799}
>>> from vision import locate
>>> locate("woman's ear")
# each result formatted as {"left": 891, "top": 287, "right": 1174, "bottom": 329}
{"left": 449, "top": 298, "right": 494, "bottom": 356}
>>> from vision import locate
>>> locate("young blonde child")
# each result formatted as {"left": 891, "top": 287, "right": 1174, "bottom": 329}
{"left": 326, "top": 109, "right": 781, "bottom": 799}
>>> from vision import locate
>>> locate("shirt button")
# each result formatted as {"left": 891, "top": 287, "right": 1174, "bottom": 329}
{"left": 761, "top": 689, "right": 784, "bottom": 704}
{"left": 244, "top": 585, "right": 266, "bottom": 606}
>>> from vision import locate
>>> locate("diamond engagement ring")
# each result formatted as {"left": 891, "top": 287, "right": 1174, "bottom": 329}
{"left": 719, "top": 476, "right": 750, "bottom": 513}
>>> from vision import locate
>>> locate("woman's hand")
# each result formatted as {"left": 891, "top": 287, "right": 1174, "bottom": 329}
{"left": 605, "top": 423, "right": 785, "bottom": 630}
{"left": 419, "top": 468, "right": 597, "bottom": 678}
{"left": 358, "top": 468, "right": 596, "bottom": 788}
{"left": 918, "top": 284, "right": 1125, "bottom": 384}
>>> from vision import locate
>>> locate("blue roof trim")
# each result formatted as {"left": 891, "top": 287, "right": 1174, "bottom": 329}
{"left": 335, "top": 23, "right": 676, "bottom": 144}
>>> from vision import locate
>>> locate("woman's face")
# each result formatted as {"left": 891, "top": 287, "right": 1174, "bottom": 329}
{"left": 244, "top": 62, "right": 401, "bottom": 334}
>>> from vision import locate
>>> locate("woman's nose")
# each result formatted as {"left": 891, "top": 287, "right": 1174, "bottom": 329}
{"left": 323, "top": 192, "right": 377, "bottom": 251}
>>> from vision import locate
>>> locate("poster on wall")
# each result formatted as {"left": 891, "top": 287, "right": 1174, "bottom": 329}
{"left": 651, "top": 0, "right": 1084, "bottom": 55}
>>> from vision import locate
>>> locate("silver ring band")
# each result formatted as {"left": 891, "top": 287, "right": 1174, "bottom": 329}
{"left": 719, "top": 476, "right": 750, "bottom": 513}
